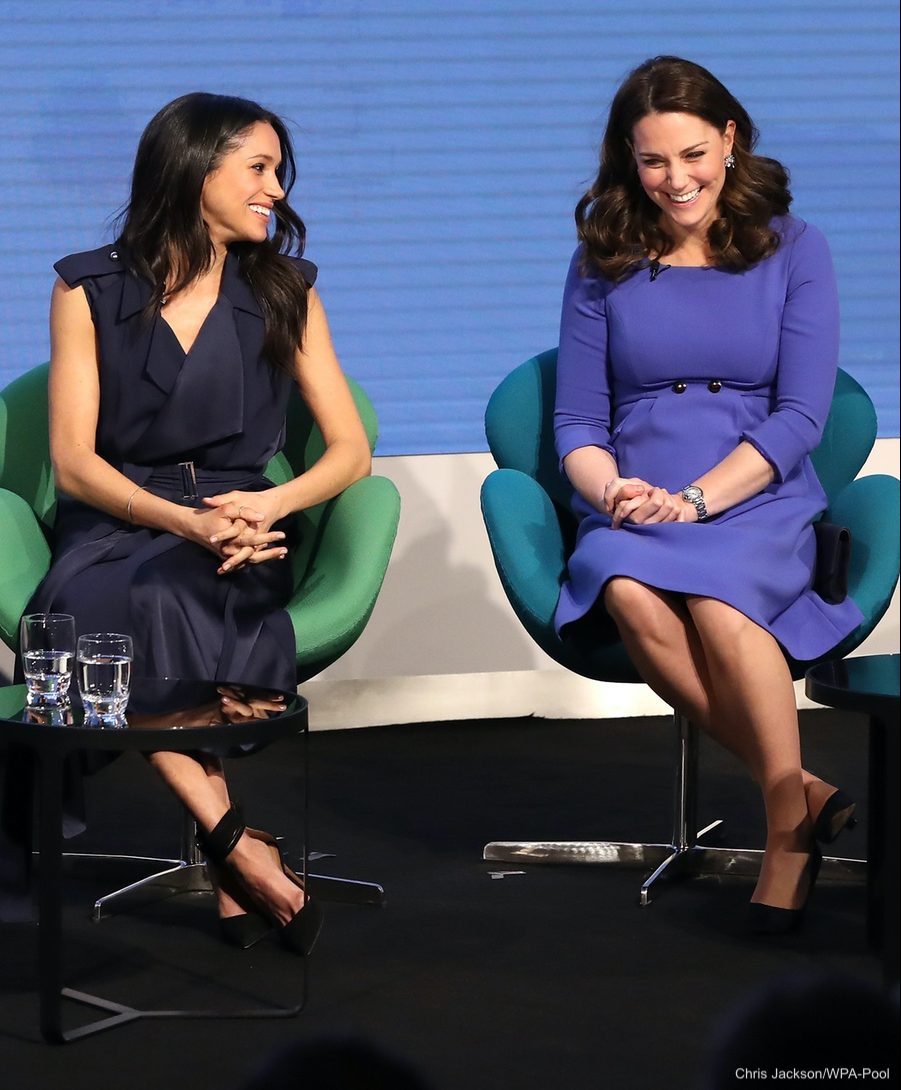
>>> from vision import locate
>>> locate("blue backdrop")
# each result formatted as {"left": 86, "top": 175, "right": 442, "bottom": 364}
{"left": 1, "top": 0, "right": 897, "bottom": 453}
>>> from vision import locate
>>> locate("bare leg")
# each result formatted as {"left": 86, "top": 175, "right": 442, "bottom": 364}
{"left": 604, "top": 578, "right": 741, "bottom": 759}
{"left": 146, "top": 750, "right": 304, "bottom": 925}
{"left": 604, "top": 579, "right": 818, "bottom": 909}
{"left": 604, "top": 579, "right": 839, "bottom": 823}
{"left": 804, "top": 776, "right": 847, "bottom": 822}
{"left": 685, "top": 597, "right": 815, "bottom": 909}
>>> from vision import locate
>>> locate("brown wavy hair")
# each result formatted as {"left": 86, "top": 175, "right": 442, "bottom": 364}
{"left": 116, "top": 92, "right": 308, "bottom": 374}
{"left": 576, "top": 56, "right": 791, "bottom": 280}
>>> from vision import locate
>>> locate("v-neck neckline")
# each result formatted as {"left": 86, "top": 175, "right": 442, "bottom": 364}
{"left": 158, "top": 297, "right": 221, "bottom": 358}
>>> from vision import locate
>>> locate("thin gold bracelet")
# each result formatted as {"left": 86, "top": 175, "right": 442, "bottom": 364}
{"left": 126, "top": 485, "right": 145, "bottom": 523}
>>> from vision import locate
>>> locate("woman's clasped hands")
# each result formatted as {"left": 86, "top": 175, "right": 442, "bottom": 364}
{"left": 200, "top": 490, "right": 290, "bottom": 575}
{"left": 603, "top": 477, "right": 696, "bottom": 528}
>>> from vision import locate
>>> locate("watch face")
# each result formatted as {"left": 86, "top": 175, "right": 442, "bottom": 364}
{"left": 681, "top": 486, "right": 707, "bottom": 520}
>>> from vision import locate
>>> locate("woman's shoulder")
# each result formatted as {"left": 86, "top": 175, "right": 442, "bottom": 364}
{"left": 768, "top": 215, "right": 833, "bottom": 277}
{"left": 565, "top": 244, "right": 616, "bottom": 295}
{"left": 284, "top": 255, "right": 317, "bottom": 288}
{"left": 771, "top": 214, "right": 830, "bottom": 253}
{"left": 54, "top": 244, "right": 125, "bottom": 288}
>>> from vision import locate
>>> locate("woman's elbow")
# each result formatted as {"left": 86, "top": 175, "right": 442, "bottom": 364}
{"left": 353, "top": 443, "right": 373, "bottom": 482}
{"left": 50, "top": 439, "right": 98, "bottom": 498}
{"left": 334, "top": 433, "right": 371, "bottom": 485}
{"left": 50, "top": 453, "right": 80, "bottom": 497}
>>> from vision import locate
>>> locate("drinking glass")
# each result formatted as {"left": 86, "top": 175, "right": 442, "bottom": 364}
{"left": 19, "top": 613, "right": 76, "bottom": 706}
{"left": 76, "top": 632, "right": 133, "bottom": 726}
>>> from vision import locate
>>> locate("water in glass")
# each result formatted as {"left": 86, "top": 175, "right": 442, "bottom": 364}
{"left": 20, "top": 613, "right": 76, "bottom": 705}
{"left": 77, "top": 633, "right": 133, "bottom": 726}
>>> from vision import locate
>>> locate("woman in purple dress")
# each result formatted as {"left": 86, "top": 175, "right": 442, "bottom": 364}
{"left": 32, "top": 93, "right": 372, "bottom": 952}
{"left": 554, "top": 57, "right": 863, "bottom": 932}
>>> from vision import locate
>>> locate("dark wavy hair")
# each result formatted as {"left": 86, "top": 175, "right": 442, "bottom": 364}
{"left": 116, "top": 92, "right": 308, "bottom": 374}
{"left": 576, "top": 56, "right": 791, "bottom": 280}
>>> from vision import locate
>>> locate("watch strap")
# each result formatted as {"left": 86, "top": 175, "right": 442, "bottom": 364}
{"left": 680, "top": 485, "right": 708, "bottom": 522}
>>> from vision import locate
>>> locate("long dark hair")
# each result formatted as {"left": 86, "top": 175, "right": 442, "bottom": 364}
{"left": 116, "top": 92, "right": 308, "bottom": 373}
{"left": 576, "top": 56, "right": 791, "bottom": 280}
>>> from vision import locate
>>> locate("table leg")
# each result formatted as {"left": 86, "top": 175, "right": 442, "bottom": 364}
{"left": 36, "top": 750, "right": 65, "bottom": 1043}
{"left": 870, "top": 712, "right": 899, "bottom": 985}
{"left": 32, "top": 734, "right": 309, "bottom": 1042}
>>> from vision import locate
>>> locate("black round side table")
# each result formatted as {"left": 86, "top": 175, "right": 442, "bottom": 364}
{"left": 806, "top": 654, "right": 899, "bottom": 986}
{"left": 0, "top": 677, "right": 309, "bottom": 1043}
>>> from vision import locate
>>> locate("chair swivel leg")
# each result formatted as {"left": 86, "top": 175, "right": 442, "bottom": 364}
{"left": 89, "top": 810, "right": 212, "bottom": 922}
{"left": 637, "top": 713, "right": 866, "bottom": 904}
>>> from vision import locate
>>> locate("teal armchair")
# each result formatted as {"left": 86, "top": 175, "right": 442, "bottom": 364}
{"left": 480, "top": 349, "right": 900, "bottom": 902}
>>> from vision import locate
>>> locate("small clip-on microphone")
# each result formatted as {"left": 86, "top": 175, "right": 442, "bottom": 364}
{"left": 649, "top": 259, "right": 670, "bottom": 282}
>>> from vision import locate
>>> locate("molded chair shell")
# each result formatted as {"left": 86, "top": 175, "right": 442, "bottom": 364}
{"left": 480, "top": 349, "right": 900, "bottom": 901}
{"left": 1, "top": 362, "right": 400, "bottom": 912}
{"left": 1, "top": 363, "right": 401, "bottom": 680}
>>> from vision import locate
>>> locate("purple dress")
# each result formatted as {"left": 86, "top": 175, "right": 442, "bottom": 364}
{"left": 27, "top": 244, "right": 317, "bottom": 691}
{"left": 553, "top": 216, "right": 863, "bottom": 660}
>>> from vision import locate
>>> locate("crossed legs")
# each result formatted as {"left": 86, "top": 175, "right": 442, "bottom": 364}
{"left": 604, "top": 577, "right": 825, "bottom": 911}
{"left": 145, "top": 750, "right": 304, "bottom": 926}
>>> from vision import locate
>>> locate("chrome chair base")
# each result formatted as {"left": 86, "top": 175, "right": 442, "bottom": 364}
{"left": 483, "top": 712, "right": 867, "bottom": 906}
{"left": 483, "top": 839, "right": 865, "bottom": 906}
{"left": 307, "top": 873, "right": 386, "bottom": 906}
{"left": 87, "top": 862, "right": 386, "bottom": 919}
{"left": 82, "top": 811, "right": 386, "bottom": 920}
{"left": 88, "top": 859, "right": 212, "bottom": 921}
{"left": 67, "top": 811, "right": 214, "bottom": 921}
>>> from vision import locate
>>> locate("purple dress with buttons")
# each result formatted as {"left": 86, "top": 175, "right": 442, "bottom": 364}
{"left": 553, "top": 215, "right": 863, "bottom": 660}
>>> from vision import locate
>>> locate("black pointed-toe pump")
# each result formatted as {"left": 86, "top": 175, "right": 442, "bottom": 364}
{"left": 199, "top": 805, "right": 322, "bottom": 955}
{"left": 811, "top": 788, "right": 857, "bottom": 844}
{"left": 747, "top": 844, "right": 823, "bottom": 935}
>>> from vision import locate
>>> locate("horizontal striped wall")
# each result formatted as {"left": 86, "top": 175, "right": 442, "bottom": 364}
{"left": 0, "top": 0, "right": 897, "bottom": 453}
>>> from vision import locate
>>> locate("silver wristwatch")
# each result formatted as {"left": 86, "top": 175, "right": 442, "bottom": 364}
{"left": 680, "top": 485, "right": 708, "bottom": 522}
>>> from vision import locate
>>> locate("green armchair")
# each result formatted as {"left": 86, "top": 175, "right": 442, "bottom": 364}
{"left": 480, "top": 348, "right": 900, "bottom": 902}
{"left": 0, "top": 362, "right": 400, "bottom": 680}
{"left": 1, "top": 362, "right": 401, "bottom": 910}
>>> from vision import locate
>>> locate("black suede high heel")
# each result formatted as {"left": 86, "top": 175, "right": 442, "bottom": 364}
{"left": 215, "top": 870, "right": 273, "bottom": 950}
{"left": 198, "top": 805, "right": 272, "bottom": 949}
{"left": 240, "top": 826, "right": 323, "bottom": 956}
{"left": 747, "top": 844, "right": 823, "bottom": 935}
{"left": 811, "top": 788, "right": 858, "bottom": 844}
{"left": 199, "top": 807, "right": 322, "bottom": 956}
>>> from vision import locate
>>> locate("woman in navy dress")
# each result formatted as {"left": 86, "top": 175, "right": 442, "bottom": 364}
{"left": 554, "top": 57, "right": 863, "bottom": 931}
{"left": 30, "top": 93, "right": 371, "bottom": 951}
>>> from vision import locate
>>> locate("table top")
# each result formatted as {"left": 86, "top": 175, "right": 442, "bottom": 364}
{"left": 805, "top": 654, "right": 899, "bottom": 719}
{"left": 0, "top": 677, "right": 307, "bottom": 754}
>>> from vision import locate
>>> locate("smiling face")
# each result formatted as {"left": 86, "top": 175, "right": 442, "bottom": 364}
{"left": 200, "top": 120, "right": 285, "bottom": 251}
{"left": 631, "top": 111, "right": 735, "bottom": 242}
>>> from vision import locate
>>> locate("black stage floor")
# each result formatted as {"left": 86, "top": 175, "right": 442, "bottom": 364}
{"left": 1, "top": 709, "right": 896, "bottom": 1089}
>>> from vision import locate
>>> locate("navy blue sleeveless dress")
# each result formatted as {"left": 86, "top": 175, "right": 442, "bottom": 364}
{"left": 28, "top": 244, "right": 318, "bottom": 691}
{"left": 2, "top": 248, "right": 316, "bottom": 913}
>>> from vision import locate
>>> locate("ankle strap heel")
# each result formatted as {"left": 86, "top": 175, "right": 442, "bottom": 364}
{"left": 198, "top": 804, "right": 245, "bottom": 864}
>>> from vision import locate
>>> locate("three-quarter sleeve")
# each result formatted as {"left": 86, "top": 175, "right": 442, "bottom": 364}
{"left": 740, "top": 223, "right": 840, "bottom": 482}
{"left": 554, "top": 247, "right": 616, "bottom": 470}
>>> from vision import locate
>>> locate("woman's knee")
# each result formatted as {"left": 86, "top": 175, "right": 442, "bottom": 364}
{"left": 604, "top": 577, "right": 672, "bottom": 633}
{"left": 687, "top": 598, "right": 775, "bottom": 661}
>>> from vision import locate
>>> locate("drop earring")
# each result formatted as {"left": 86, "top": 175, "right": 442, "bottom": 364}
{"left": 724, "top": 153, "right": 736, "bottom": 169}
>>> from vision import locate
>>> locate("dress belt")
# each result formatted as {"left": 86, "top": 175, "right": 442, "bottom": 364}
{"left": 142, "top": 462, "right": 264, "bottom": 501}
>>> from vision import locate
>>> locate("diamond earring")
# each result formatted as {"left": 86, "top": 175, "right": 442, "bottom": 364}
{"left": 724, "top": 153, "right": 736, "bottom": 169}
